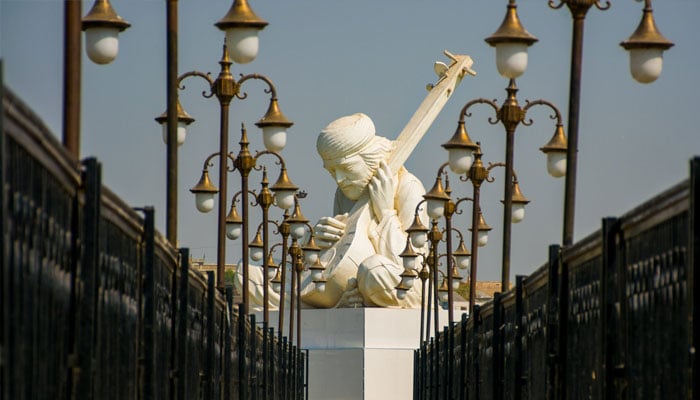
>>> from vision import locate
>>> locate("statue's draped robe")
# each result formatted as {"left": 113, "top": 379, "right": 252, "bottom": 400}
{"left": 237, "top": 166, "right": 427, "bottom": 309}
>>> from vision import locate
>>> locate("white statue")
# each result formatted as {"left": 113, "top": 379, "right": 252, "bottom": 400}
{"left": 236, "top": 52, "right": 476, "bottom": 310}
{"left": 300, "top": 113, "right": 427, "bottom": 308}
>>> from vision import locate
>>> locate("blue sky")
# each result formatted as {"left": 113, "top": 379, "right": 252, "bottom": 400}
{"left": 2, "top": 0, "right": 699, "bottom": 283}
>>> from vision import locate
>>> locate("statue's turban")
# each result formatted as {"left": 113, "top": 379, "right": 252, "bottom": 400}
{"left": 317, "top": 113, "right": 375, "bottom": 161}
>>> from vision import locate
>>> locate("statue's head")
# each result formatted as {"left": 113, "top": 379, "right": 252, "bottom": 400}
{"left": 317, "top": 113, "right": 393, "bottom": 200}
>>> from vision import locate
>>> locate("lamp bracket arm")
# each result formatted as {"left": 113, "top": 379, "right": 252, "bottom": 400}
{"left": 237, "top": 73, "right": 278, "bottom": 100}
{"left": 596, "top": 1, "right": 611, "bottom": 10}
{"left": 202, "top": 151, "right": 220, "bottom": 170}
{"left": 247, "top": 190, "right": 259, "bottom": 207}
{"left": 522, "top": 99, "right": 562, "bottom": 127}
{"left": 177, "top": 71, "right": 215, "bottom": 98}
{"left": 450, "top": 227, "right": 465, "bottom": 242}
{"left": 413, "top": 199, "right": 428, "bottom": 217}
{"left": 548, "top": 0, "right": 566, "bottom": 9}
{"left": 254, "top": 150, "right": 286, "bottom": 169}
{"left": 461, "top": 98, "right": 500, "bottom": 125}
{"left": 227, "top": 152, "right": 237, "bottom": 172}
{"left": 454, "top": 197, "right": 473, "bottom": 213}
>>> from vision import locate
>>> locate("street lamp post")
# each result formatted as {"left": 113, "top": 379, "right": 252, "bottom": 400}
{"left": 448, "top": 80, "right": 566, "bottom": 292}
{"left": 63, "top": 0, "right": 130, "bottom": 160}
{"left": 486, "top": 0, "right": 673, "bottom": 247}
{"left": 185, "top": 47, "right": 296, "bottom": 316}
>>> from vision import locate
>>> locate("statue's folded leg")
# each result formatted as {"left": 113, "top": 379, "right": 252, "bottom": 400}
{"left": 356, "top": 254, "right": 421, "bottom": 308}
{"left": 233, "top": 263, "right": 284, "bottom": 311}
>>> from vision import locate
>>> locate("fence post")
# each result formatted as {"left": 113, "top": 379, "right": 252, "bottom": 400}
{"left": 690, "top": 156, "right": 700, "bottom": 399}
{"left": 493, "top": 293, "right": 503, "bottom": 400}
{"left": 140, "top": 207, "right": 156, "bottom": 400}
{"left": 223, "top": 287, "right": 233, "bottom": 400}
{"left": 471, "top": 305, "right": 481, "bottom": 400}
{"left": 73, "top": 157, "right": 101, "bottom": 399}
{"left": 176, "top": 249, "right": 189, "bottom": 400}
{"left": 558, "top": 247, "right": 569, "bottom": 400}
{"left": 546, "top": 244, "right": 561, "bottom": 400}
{"left": 168, "top": 247, "right": 178, "bottom": 400}
{"left": 239, "top": 303, "right": 248, "bottom": 399}
{"left": 0, "top": 59, "right": 5, "bottom": 400}
{"left": 515, "top": 275, "right": 525, "bottom": 400}
{"left": 460, "top": 313, "right": 468, "bottom": 400}
{"left": 262, "top": 320, "right": 268, "bottom": 399}
{"left": 250, "top": 313, "right": 258, "bottom": 400}
{"left": 204, "top": 272, "right": 215, "bottom": 400}
{"left": 602, "top": 217, "right": 625, "bottom": 399}
{"left": 281, "top": 336, "right": 288, "bottom": 400}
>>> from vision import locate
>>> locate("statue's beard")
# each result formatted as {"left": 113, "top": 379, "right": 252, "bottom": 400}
{"left": 339, "top": 174, "right": 373, "bottom": 201}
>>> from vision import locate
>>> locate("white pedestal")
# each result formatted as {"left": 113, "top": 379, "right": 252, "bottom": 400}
{"left": 263, "top": 308, "right": 452, "bottom": 400}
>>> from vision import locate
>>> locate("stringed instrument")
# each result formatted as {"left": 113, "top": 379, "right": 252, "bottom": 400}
{"left": 301, "top": 51, "right": 476, "bottom": 308}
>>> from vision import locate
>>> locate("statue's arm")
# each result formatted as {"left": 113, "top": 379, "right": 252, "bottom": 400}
{"left": 370, "top": 168, "right": 427, "bottom": 261}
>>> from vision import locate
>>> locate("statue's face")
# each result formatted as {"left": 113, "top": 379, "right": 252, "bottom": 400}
{"left": 324, "top": 154, "right": 373, "bottom": 200}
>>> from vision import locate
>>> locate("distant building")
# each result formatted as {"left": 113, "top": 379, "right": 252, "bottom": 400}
{"left": 190, "top": 258, "right": 239, "bottom": 296}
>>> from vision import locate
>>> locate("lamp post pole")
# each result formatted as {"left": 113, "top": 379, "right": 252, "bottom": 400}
{"left": 277, "top": 211, "right": 290, "bottom": 336}
{"left": 166, "top": 0, "right": 178, "bottom": 245}
{"left": 457, "top": 84, "right": 565, "bottom": 292}
{"left": 467, "top": 146, "right": 487, "bottom": 314}
{"left": 63, "top": 0, "right": 81, "bottom": 160}
{"left": 63, "top": 0, "right": 130, "bottom": 160}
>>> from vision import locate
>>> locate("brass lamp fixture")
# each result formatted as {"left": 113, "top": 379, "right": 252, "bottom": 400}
{"left": 452, "top": 79, "right": 566, "bottom": 293}
{"left": 215, "top": 0, "right": 269, "bottom": 64}
{"left": 620, "top": 0, "right": 674, "bottom": 84}
{"left": 441, "top": 120, "right": 480, "bottom": 174}
{"left": 407, "top": 208, "right": 430, "bottom": 249}
{"left": 155, "top": 100, "right": 195, "bottom": 147}
{"left": 177, "top": 38, "right": 295, "bottom": 323}
{"left": 484, "top": 0, "right": 538, "bottom": 79}
{"left": 423, "top": 173, "right": 451, "bottom": 219}
{"left": 484, "top": 0, "right": 674, "bottom": 251}
{"left": 81, "top": 0, "right": 130, "bottom": 65}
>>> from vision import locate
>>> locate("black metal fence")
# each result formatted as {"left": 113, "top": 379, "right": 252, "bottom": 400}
{"left": 415, "top": 156, "right": 699, "bottom": 399}
{"left": 1, "top": 84, "right": 307, "bottom": 399}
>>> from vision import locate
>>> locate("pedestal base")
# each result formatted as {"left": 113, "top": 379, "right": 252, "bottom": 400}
{"left": 265, "top": 308, "right": 453, "bottom": 399}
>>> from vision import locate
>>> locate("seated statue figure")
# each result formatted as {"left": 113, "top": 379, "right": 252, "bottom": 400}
{"left": 236, "top": 113, "right": 428, "bottom": 309}
{"left": 300, "top": 113, "right": 428, "bottom": 308}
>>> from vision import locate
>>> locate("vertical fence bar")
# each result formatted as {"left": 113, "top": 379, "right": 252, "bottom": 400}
{"left": 281, "top": 337, "right": 287, "bottom": 400}
{"left": 141, "top": 207, "right": 156, "bottom": 400}
{"left": 169, "top": 251, "right": 178, "bottom": 400}
{"left": 263, "top": 320, "right": 268, "bottom": 399}
{"left": 204, "top": 272, "right": 215, "bottom": 400}
{"left": 239, "top": 303, "right": 248, "bottom": 400}
{"left": 460, "top": 313, "right": 468, "bottom": 400}
{"left": 0, "top": 59, "right": 7, "bottom": 400}
{"left": 413, "top": 349, "right": 418, "bottom": 400}
{"left": 303, "top": 349, "right": 309, "bottom": 400}
{"left": 558, "top": 248, "right": 569, "bottom": 400}
{"left": 515, "top": 276, "right": 525, "bottom": 400}
{"left": 176, "top": 249, "right": 189, "bottom": 400}
{"left": 546, "top": 244, "right": 561, "bottom": 400}
{"left": 602, "top": 217, "right": 621, "bottom": 399}
{"left": 430, "top": 337, "right": 436, "bottom": 399}
{"left": 471, "top": 305, "right": 481, "bottom": 400}
{"left": 493, "top": 293, "right": 503, "bottom": 400}
{"left": 269, "top": 327, "right": 276, "bottom": 398}
{"left": 250, "top": 314, "right": 258, "bottom": 400}
{"left": 74, "top": 157, "right": 101, "bottom": 399}
{"left": 223, "top": 288, "right": 233, "bottom": 400}
{"left": 690, "top": 156, "right": 699, "bottom": 399}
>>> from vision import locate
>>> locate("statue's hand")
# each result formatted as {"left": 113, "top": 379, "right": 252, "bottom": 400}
{"left": 313, "top": 213, "right": 348, "bottom": 249}
{"left": 369, "top": 160, "right": 395, "bottom": 220}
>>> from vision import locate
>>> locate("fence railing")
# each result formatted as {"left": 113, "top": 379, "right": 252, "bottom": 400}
{"left": 1, "top": 84, "right": 307, "bottom": 399}
{"left": 415, "top": 156, "right": 698, "bottom": 400}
